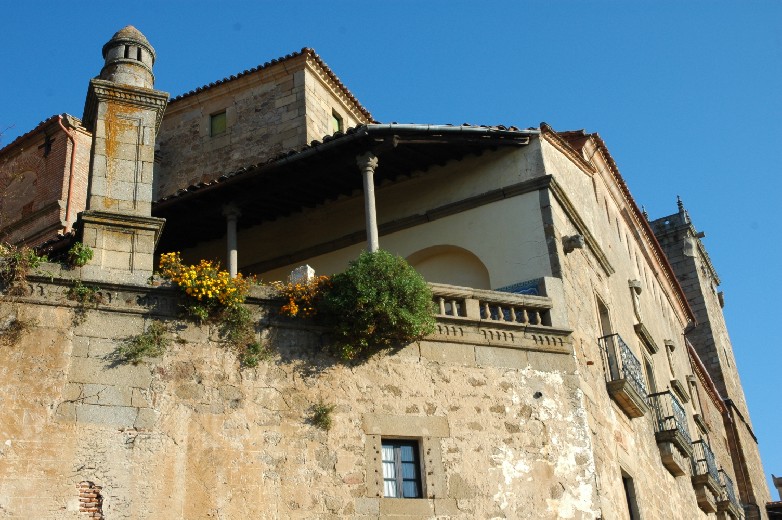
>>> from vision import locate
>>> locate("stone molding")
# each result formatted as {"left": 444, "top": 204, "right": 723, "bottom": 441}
{"left": 80, "top": 210, "right": 165, "bottom": 248}
{"left": 548, "top": 176, "right": 615, "bottom": 276}
{"left": 83, "top": 78, "right": 169, "bottom": 134}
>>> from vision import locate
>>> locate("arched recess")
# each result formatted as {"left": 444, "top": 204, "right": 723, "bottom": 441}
{"left": 406, "top": 245, "right": 491, "bottom": 289}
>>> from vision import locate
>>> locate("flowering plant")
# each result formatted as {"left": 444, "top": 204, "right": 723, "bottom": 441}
{"left": 159, "top": 252, "right": 254, "bottom": 322}
{"left": 272, "top": 275, "right": 331, "bottom": 318}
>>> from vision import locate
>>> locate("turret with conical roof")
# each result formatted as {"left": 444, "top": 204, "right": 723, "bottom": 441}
{"left": 99, "top": 25, "right": 156, "bottom": 88}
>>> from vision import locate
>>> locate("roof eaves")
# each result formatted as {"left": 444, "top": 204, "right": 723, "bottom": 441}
{"left": 153, "top": 122, "right": 536, "bottom": 207}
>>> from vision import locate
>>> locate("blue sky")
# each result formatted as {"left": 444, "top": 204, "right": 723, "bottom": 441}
{"left": 3, "top": 0, "right": 781, "bottom": 499}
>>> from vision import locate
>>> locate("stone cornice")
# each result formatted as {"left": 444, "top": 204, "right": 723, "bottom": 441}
{"left": 83, "top": 78, "right": 169, "bottom": 134}
{"left": 588, "top": 134, "right": 695, "bottom": 325}
{"left": 540, "top": 123, "right": 596, "bottom": 175}
{"left": 548, "top": 177, "right": 615, "bottom": 276}
{"left": 305, "top": 57, "right": 373, "bottom": 124}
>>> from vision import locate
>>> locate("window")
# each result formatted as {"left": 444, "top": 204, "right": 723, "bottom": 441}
{"left": 622, "top": 472, "right": 641, "bottom": 520}
{"left": 331, "top": 110, "right": 343, "bottom": 134}
{"left": 210, "top": 111, "right": 227, "bottom": 136}
{"left": 382, "top": 439, "right": 422, "bottom": 498}
{"left": 643, "top": 356, "right": 657, "bottom": 394}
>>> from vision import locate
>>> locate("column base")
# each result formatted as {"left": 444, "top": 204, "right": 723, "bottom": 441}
{"left": 78, "top": 210, "right": 165, "bottom": 285}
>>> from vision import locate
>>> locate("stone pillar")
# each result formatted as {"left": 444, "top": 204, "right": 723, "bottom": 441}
{"left": 356, "top": 152, "right": 380, "bottom": 253}
{"left": 223, "top": 204, "right": 241, "bottom": 278}
{"left": 78, "top": 26, "right": 168, "bottom": 284}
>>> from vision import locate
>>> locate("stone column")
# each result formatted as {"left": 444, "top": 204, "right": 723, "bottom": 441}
{"left": 356, "top": 152, "right": 380, "bottom": 253}
{"left": 223, "top": 204, "right": 241, "bottom": 278}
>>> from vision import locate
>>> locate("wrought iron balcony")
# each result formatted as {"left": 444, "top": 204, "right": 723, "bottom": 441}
{"left": 648, "top": 390, "right": 693, "bottom": 476}
{"left": 599, "top": 333, "right": 649, "bottom": 418}
{"left": 717, "top": 469, "right": 744, "bottom": 520}
{"left": 692, "top": 439, "right": 721, "bottom": 514}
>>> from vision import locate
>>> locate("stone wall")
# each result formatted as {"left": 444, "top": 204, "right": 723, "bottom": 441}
{"left": 540, "top": 135, "right": 726, "bottom": 519}
{"left": 154, "top": 56, "right": 370, "bottom": 201}
{"left": 0, "top": 272, "right": 598, "bottom": 519}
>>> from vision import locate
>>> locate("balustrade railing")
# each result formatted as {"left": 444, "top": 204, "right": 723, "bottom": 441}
{"left": 430, "top": 283, "right": 552, "bottom": 328}
{"left": 719, "top": 469, "right": 741, "bottom": 509}
{"left": 599, "top": 333, "right": 648, "bottom": 401}
{"left": 648, "top": 390, "right": 692, "bottom": 446}
{"left": 692, "top": 440, "right": 719, "bottom": 483}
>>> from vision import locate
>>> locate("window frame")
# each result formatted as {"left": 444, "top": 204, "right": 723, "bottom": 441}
{"left": 331, "top": 110, "right": 344, "bottom": 134}
{"left": 210, "top": 110, "right": 227, "bottom": 137}
{"left": 381, "top": 438, "right": 423, "bottom": 499}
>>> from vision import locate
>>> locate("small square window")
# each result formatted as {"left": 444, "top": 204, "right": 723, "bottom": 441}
{"left": 210, "top": 111, "right": 227, "bottom": 136}
{"left": 331, "top": 110, "right": 343, "bottom": 134}
{"left": 382, "top": 439, "right": 422, "bottom": 498}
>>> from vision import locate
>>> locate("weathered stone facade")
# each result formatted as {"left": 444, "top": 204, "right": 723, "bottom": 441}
{"left": 0, "top": 272, "right": 597, "bottom": 519}
{"left": 0, "top": 24, "right": 772, "bottom": 520}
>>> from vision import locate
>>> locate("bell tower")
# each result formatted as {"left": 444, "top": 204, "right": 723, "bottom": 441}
{"left": 79, "top": 26, "right": 168, "bottom": 283}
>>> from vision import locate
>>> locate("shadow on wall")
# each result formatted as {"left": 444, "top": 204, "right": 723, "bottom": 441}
{"left": 406, "top": 245, "right": 490, "bottom": 289}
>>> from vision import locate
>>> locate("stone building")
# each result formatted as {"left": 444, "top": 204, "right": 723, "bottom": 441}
{"left": 0, "top": 26, "right": 772, "bottom": 519}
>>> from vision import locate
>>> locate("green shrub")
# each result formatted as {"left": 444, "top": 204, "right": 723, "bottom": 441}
{"left": 311, "top": 401, "right": 336, "bottom": 431}
{"left": 0, "top": 243, "right": 47, "bottom": 291}
{"left": 117, "top": 321, "right": 169, "bottom": 364}
{"left": 66, "top": 242, "right": 93, "bottom": 267}
{"left": 319, "top": 250, "right": 435, "bottom": 361}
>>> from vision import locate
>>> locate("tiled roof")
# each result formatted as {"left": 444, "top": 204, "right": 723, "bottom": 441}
{"left": 154, "top": 123, "right": 531, "bottom": 205}
{"left": 169, "top": 48, "right": 374, "bottom": 121}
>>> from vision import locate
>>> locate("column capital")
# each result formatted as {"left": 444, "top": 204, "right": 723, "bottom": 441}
{"left": 356, "top": 151, "right": 378, "bottom": 171}
{"left": 222, "top": 203, "right": 241, "bottom": 220}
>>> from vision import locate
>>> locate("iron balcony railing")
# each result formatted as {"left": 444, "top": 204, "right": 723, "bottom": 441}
{"left": 719, "top": 469, "right": 741, "bottom": 510}
{"left": 692, "top": 440, "right": 719, "bottom": 483}
{"left": 599, "top": 333, "right": 648, "bottom": 402}
{"left": 648, "top": 390, "right": 692, "bottom": 446}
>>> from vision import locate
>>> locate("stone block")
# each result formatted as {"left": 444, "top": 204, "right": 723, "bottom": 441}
{"left": 362, "top": 414, "right": 450, "bottom": 438}
{"left": 475, "top": 345, "right": 530, "bottom": 369}
{"left": 75, "top": 403, "right": 138, "bottom": 427}
{"left": 68, "top": 357, "right": 153, "bottom": 387}
{"left": 74, "top": 312, "right": 142, "bottom": 339}
{"left": 134, "top": 407, "right": 158, "bottom": 430}
{"left": 103, "top": 249, "right": 132, "bottom": 270}
{"left": 419, "top": 341, "right": 475, "bottom": 365}
{"left": 82, "top": 384, "right": 133, "bottom": 407}
{"left": 71, "top": 337, "right": 89, "bottom": 358}
{"left": 380, "top": 498, "right": 434, "bottom": 516}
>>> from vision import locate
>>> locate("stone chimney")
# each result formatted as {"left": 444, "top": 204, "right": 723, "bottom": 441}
{"left": 773, "top": 474, "right": 782, "bottom": 500}
{"left": 78, "top": 26, "right": 168, "bottom": 284}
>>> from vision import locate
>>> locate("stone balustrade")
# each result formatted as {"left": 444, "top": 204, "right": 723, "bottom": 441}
{"left": 429, "top": 283, "right": 552, "bottom": 328}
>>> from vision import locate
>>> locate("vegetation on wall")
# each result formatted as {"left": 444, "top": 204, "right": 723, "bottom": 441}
{"left": 273, "top": 250, "right": 436, "bottom": 361}
{"left": 158, "top": 252, "right": 261, "bottom": 365}
{"left": 117, "top": 320, "right": 170, "bottom": 364}
{"left": 310, "top": 401, "right": 336, "bottom": 431}
{"left": 67, "top": 280, "right": 103, "bottom": 325}
{"left": 273, "top": 275, "right": 331, "bottom": 318}
{"left": 0, "top": 243, "right": 47, "bottom": 294}
{"left": 66, "top": 242, "right": 94, "bottom": 268}
{"left": 0, "top": 316, "right": 38, "bottom": 346}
